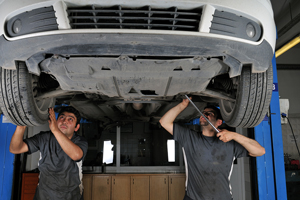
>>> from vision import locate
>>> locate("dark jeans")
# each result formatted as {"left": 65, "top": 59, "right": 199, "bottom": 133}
{"left": 183, "top": 193, "right": 233, "bottom": 200}
{"left": 183, "top": 193, "right": 193, "bottom": 200}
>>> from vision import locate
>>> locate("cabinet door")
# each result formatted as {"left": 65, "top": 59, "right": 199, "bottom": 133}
{"left": 92, "top": 176, "right": 111, "bottom": 200}
{"left": 131, "top": 176, "right": 149, "bottom": 200}
{"left": 21, "top": 173, "right": 39, "bottom": 200}
{"left": 169, "top": 175, "right": 186, "bottom": 200}
{"left": 150, "top": 175, "right": 168, "bottom": 200}
{"left": 83, "top": 175, "right": 92, "bottom": 200}
{"left": 112, "top": 176, "right": 131, "bottom": 200}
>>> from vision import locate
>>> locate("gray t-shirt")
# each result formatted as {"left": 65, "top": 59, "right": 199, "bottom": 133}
{"left": 173, "top": 123, "right": 248, "bottom": 200}
{"left": 24, "top": 131, "right": 88, "bottom": 200}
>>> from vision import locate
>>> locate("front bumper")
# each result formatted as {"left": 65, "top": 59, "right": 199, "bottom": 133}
{"left": 0, "top": 32, "right": 273, "bottom": 77}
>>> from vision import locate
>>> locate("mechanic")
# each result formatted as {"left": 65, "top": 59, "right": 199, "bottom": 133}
{"left": 9, "top": 106, "right": 88, "bottom": 200}
{"left": 159, "top": 98, "right": 265, "bottom": 200}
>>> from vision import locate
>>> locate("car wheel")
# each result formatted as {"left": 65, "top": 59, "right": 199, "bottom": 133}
{"left": 0, "top": 62, "right": 55, "bottom": 126}
{"left": 219, "top": 66, "right": 273, "bottom": 128}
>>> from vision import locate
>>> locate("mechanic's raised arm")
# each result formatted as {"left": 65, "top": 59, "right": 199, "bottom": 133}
{"left": 217, "top": 129, "right": 265, "bottom": 157}
{"left": 10, "top": 126, "right": 29, "bottom": 154}
{"left": 48, "top": 108, "right": 83, "bottom": 161}
{"left": 159, "top": 98, "right": 190, "bottom": 135}
{"left": 52, "top": 129, "right": 84, "bottom": 161}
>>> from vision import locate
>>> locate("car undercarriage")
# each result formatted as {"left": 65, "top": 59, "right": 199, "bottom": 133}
{"left": 0, "top": 0, "right": 275, "bottom": 128}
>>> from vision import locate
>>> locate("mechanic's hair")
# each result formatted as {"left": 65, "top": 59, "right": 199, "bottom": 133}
{"left": 204, "top": 105, "right": 223, "bottom": 121}
{"left": 58, "top": 106, "right": 81, "bottom": 125}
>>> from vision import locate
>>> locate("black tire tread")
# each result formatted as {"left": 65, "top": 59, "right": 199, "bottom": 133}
{"left": 0, "top": 63, "right": 55, "bottom": 126}
{"left": 220, "top": 66, "right": 273, "bottom": 128}
{"left": 249, "top": 65, "right": 273, "bottom": 127}
{"left": 220, "top": 67, "right": 251, "bottom": 127}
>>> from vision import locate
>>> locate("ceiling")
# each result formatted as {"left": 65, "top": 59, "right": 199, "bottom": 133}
{"left": 271, "top": 0, "right": 300, "bottom": 68}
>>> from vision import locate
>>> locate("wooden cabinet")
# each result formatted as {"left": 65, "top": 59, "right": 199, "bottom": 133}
{"left": 169, "top": 175, "right": 186, "bottom": 200}
{"left": 150, "top": 175, "right": 168, "bottom": 200}
{"left": 83, "top": 174, "right": 92, "bottom": 200}
{"left": 131, "top": 176, "right": 149, "bottom": 200}
{"left": 92, "top": 175, "right": 111, "bottom": 200}
{"left": 21, "top": 173, "right": 184, "bottom": 200}
{"left": 81, "top": 173, "right": 185, "bottom": 200}
{"left": 21, "top": 173, "right": 39, "bottom": 200}
{"left": 112, "top": 175, "right": 131, "bottom": 200}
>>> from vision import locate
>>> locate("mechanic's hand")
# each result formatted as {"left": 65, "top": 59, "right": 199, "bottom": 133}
{"left": 216, "top": 129, "right": 236, "bottom": 143}
{"left": 181, "top": 97, "right": 191, "bottom": 108}
{"left": 48, "top": 107, "right": 59, "bottom": 133}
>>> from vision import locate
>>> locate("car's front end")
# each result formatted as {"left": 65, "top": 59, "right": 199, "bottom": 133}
{"left": 0, "top": 0, "right": 276, "bottom": 128}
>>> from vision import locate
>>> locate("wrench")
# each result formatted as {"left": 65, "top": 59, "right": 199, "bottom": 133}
{"left": 184, "top": 95, "right": 220, "bottom": 133}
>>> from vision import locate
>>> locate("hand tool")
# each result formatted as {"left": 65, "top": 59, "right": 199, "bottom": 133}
{"left": 184, "top": 95, "right": 220, "bottom": 133}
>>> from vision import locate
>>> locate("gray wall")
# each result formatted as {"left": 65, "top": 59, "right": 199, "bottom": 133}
{"left": 278, "top": 69, "right": 300, "bottom": 160}
{"left": 278, "top": 70, "right": 300, "bottom": 115}
{"left": 231, "top": 127, "right": 252, "bottom": 200}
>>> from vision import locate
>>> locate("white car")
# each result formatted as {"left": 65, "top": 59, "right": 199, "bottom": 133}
{"left": 0, "top": 0, "right": 276, "bottom": 128}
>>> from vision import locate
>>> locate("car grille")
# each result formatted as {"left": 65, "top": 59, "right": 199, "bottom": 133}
{"left": 67, "top": 5, "right": 202, "bottom": 31}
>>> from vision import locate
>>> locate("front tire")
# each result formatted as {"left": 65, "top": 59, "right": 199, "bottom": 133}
{"left": 219, "top": 66, "right": 273, "bottom": 128}
{"left": 0, "top": 62, "right": 55, "bottom": 126}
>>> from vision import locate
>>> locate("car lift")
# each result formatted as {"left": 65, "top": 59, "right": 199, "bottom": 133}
{"left": 255, "top": 55, "right": 287, "bottom": 200}
{"left": 0, "top": 55, "right": 288, "bottom": 199}
{"left": 0, "top": 116, "right": 16, "bottom": 199}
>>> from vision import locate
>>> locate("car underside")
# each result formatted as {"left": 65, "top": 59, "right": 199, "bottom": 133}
{"left": 0, "top": 1, "right": 275, "bottom": 129}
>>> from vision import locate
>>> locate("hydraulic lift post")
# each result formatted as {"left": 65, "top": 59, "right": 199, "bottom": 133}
{"left": 254, "top": 54, "right": 287, "bottom": 200}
